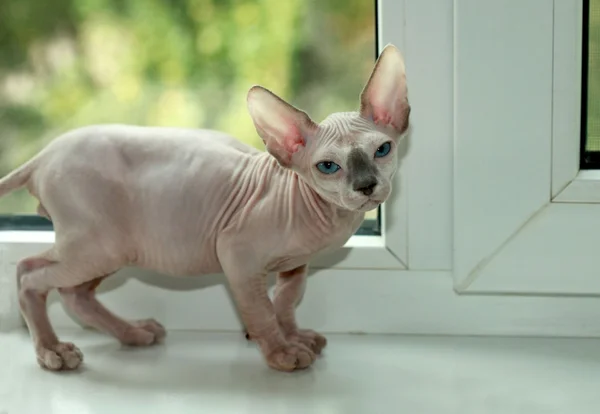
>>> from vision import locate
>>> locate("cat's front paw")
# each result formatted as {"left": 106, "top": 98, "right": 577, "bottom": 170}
{"left": 286, "top": 329, "right": 327, "bottom": 355}
{"left": 36, "top": 341, "right": 84, "bottom": 371}
{"left": 265, "top": 342, "right": 316, "bottom": 371}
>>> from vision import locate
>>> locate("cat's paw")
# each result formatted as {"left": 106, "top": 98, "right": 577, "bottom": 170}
{"left": 265, "top": 342, "right": 316, "bottom": 371}
{"left": 121, "top": 319, "right": 165, "bottom": 346}
{"left": 36, "top": 342, "right": 83, "bottom": 371}
{"left": 133, "top": 318, "right": 167, "bottom": 342}
{"left": 286, "top": 329, "right": 327, "bottom": 355}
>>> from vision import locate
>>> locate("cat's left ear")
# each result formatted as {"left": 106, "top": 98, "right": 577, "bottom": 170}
{"left": 359, "top": 44, "right": 411, "bottom": 135}
{"left": 247, "top": 86, "right": 317, "bottom": 168}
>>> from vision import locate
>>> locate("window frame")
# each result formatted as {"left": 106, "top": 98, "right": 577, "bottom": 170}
{"left": 452, "top": 0, "right": 600, "bottom": 295}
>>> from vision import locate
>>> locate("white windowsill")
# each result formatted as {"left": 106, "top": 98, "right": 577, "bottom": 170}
{"left": 0, "top": 230, "right": 56, "bottom": 244}
{"left": 553, "top": 170, "right": 600, "bottom": 203}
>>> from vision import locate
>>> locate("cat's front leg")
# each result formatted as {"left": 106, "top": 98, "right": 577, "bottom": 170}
{"left": 219, "top": 250, "right": 316, "bottom": 371}
{"left": 273, "top": 265, "right": 327, "bottom": 355}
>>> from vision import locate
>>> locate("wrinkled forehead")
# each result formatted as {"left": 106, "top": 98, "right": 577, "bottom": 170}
{"left": 314, "top": 112, "right": 383, "bottom": 153}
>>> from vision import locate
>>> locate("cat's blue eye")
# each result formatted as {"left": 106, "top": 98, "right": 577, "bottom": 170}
{"left": 316, "top": 161, "right": 341, "bottom": 174}
{"left": 375, "top": 142, "right": 392, "bottom": 158}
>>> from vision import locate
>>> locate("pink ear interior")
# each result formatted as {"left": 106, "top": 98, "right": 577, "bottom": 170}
{"left": 360, "top": 44, "right": 411, "bottom": 134}
{"left": 247, "top": 86, "right": 316, "bottom": 166}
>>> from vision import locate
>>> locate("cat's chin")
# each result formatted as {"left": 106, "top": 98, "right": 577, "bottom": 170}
{"left": 355, "top": 199, "right": 383, "bottom": 212}
{"left": 333, "top": 197, "right": 383, "bottom": 213}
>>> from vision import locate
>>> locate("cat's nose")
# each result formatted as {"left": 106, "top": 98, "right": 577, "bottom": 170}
{"left": 354, "top": 180, "right": 378, "bottom": 196}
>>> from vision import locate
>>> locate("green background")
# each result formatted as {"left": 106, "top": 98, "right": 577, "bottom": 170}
{"left": 0, "top": 0, "right": 376, "bottom": 220}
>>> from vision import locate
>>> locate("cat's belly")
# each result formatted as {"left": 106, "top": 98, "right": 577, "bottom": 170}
{"left": 266, "top": 255, "right": 314, "bottom": 273}
{"left": 138, "top": 256, "right": 223, "bottom": 277}
{"left": 265, "top": 237, "right": 352, "bottom": 273}
{"left": 264, "top": 225, "right": 359, "bottom": 273}
{"left": 133, "top": 238, "right": 222, "bottom": 276}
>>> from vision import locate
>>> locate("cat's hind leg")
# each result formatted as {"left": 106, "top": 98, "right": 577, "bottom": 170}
{"left": 18, "top": 242, "right": 125, "bottom": 370}
{"left": 58, "top": 276, "right": 166, "bottom": 346}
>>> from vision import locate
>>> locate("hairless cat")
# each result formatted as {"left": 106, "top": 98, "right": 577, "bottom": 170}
{"left": 0, "top": 44, "right": 410, "bottom": 372}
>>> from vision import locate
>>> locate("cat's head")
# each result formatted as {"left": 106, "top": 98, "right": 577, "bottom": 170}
{"left": 247, "top": 44, "right": 410, "bottom": 212}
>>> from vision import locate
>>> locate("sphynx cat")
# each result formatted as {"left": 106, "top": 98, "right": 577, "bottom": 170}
{"left": 0, "top": 44, "right": 410, "bottom": 372}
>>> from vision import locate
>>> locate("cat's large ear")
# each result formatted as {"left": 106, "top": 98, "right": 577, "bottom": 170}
{"left": 359, "top": 44, "right": 410, "bottom": 135}
{"left": 247, "top": 86, "right": 317, "bottom": 168}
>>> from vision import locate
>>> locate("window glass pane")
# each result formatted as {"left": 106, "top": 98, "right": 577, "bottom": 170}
{"left": 0, "top": 0, "right": 378, "bottom": 232}
{"left": 587, "top": 0, "right": 600, "bottom": 150}
{"left": 582, "top": 0, "right": 600, "bottom": 166}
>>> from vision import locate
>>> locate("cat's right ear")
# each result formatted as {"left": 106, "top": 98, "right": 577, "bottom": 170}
{"left": 247, "top": 86, "right": 317, "bottom": 168}
{"left": 359, "top": 44, "right": 411, "bottom": 135}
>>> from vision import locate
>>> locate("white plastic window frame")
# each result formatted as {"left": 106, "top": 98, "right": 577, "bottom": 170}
{"left": 452, "top": 0, "right": 600, "bottom": 295}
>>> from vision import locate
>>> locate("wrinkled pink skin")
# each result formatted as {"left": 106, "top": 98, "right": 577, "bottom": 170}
{"left": 0, "top": 44, "right": 410, "bottom": 372}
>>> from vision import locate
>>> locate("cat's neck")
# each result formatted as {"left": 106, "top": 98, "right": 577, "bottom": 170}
{"left": 295, "top": 175, "right": 360, "bottom": 222}
{"left": 294, "top": 174, "right": 365, "bottom": 250}
{"left": 249, "top": 152, "right": 364, "bottom": 231}
{"left": 236, "top": 152, "right": 364, "bottom": 251}
{"left": 283, "top": 162, "right": 365, "bottom": 237}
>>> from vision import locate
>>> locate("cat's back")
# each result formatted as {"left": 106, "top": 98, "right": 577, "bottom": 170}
{"left": 48, "top": 124, "right": 259, "bottom": 161}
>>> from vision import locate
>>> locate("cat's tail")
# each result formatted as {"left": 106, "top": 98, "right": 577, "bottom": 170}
{"left": 0, "top": 155, "right": 38, "bottom": 199}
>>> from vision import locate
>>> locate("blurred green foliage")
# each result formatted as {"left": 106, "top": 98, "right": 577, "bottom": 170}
{"left": 0, "top": 0, "right": 375, "bottom": 214}
{"left": 587, "top": 0, "right": 600, "bottom": 150}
